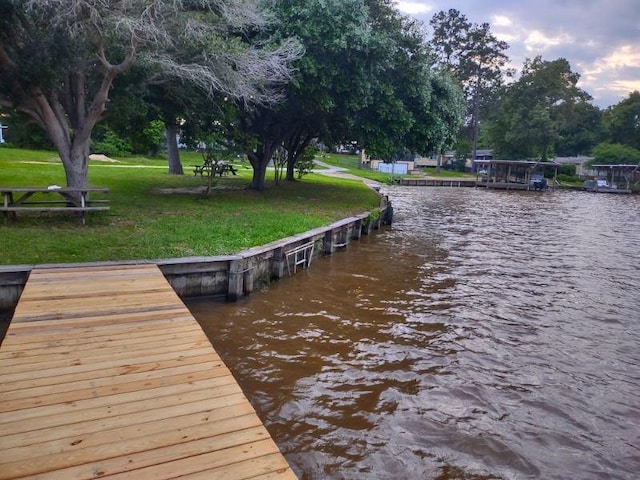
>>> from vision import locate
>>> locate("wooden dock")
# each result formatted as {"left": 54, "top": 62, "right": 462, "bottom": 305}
{"left": 0, "top": 264, "right": 296, "bottom": 479}
{"left": 399, "top": 177, "right": 476, "bottom": 187}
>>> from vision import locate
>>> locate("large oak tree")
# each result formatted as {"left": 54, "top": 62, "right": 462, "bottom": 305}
{"left": 603, "top": 91, "right": 640, "bottom": 150}
{"left": 238, "top": 0, "right": 464, "bottom": 190}
{"left": 0, "top": 0, "right": 299, "bottom": 189}
{"left": 488, "top": 57, "right": 592, "bottom": 160}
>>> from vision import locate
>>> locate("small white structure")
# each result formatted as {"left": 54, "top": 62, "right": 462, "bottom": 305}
{"left": 378, "top": 162, "right": 408, "bottom": 175}
{"left": 413, "top": 156, "right": 438, "bottom": 167}
{"left": 370, "top": 159, "right": 413, "bottom": 174}
{"left": 0, "top": 123, "right": 7, "bottom": 144}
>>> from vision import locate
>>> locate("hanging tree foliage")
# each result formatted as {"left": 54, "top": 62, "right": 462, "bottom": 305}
{"left": 0, "top": 0, "right": 300, "bottom": 188}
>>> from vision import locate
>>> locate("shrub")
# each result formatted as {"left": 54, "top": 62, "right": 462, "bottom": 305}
{"left": 557, "top": 173, "right": 579, "bottom": 183}
{"left": 296, "top": 146, "right": 316, "bottom": 179}
{"left": 142, "top": 120, "right": 166, "bottom": 156}
{"left": 91, "top": 126, "right": 132, "bottom": 157}
{"left": 591, "top": 142, "right": 640, "bottom": 165}
{"left": 559, "top": 163, "right": 577, "bottom": 176}
{"left": 2, "top": 113, "right": 54, "bottom": 149}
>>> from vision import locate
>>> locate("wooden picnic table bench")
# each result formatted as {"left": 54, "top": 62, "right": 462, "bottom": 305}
{"left": 192, "top": 160, "right": 238, "bottom": 177}
{"left": 1, "top": 186, "right": 109, "bottom": 224}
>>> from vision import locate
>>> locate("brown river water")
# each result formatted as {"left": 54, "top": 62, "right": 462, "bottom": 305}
{"left": 186, "top": 187, "right": 640, "bottom": 479}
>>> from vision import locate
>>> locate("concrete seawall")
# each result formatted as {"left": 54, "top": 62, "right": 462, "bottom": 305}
{"left": 0, "top": 201, "right": 391, "bottom": 314}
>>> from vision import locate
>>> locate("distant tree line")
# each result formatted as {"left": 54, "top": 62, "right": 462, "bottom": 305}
{"left": 427, "top": 9, "right": 640, "bottom": 166}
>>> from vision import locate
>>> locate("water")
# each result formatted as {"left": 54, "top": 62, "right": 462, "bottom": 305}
{"left": 187, "top": 187, "right": 640, "bottom": 479}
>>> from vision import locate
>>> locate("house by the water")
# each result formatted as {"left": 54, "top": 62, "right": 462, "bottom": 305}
{"left": 473, "top": 149, "right": 494, "bottom": 161}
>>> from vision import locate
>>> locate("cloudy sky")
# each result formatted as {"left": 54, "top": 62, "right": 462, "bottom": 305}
{"left": 395, "top": 0, "right": 640, "bottom": 108}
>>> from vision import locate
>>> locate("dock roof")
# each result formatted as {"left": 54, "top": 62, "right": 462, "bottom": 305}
{"left": 474, "top": 159, "right": 560, "bottom": 167}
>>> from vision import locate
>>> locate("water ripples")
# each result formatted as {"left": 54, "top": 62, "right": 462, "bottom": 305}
{"left": 189, "top": 187, "right": 640, "bottom": 479}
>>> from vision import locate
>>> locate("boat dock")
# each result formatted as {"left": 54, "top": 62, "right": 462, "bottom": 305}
{"left": 399, "top": 178, "right": 476, "bottom": 187}
{"left": 0, "top": 264, "right": 296, "bottom": 479}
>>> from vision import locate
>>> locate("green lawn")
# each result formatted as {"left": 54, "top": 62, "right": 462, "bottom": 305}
{"left": 319, "top": 153, "right": 400, "bottom": 182}
{"left": 0, "top": 148, "right": 381, "bottom": 265}
{"left": 320, "top": 153, "right": 474, "bottom": 180}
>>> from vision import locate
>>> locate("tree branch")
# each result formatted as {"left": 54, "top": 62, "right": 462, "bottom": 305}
{"left": 32, "top": 87, "right": 71, "bottom": 153}
{"left": 0, "top": 42, "right": 16, "bottom": 70}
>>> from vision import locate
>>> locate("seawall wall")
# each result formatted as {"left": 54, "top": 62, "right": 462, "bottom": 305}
{"left": 0, "top": 202, "right": 390, "bottom": 314}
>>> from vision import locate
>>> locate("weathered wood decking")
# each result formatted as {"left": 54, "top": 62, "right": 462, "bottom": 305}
{"left": 398, "top": 177, "right": 476, "bottom": 187}
{"left": 0, "top": 264, "right": 296, "bottom": 479}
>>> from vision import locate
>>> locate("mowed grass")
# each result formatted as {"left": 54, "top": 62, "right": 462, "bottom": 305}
{"left": 319, "top": 153, "right": 397, "bottom": 182}
{"left": 320, "top": 152, "right": 474, "bottom": 180}
{"left": 0, "top": 148, "right": 381, "bottom": 265}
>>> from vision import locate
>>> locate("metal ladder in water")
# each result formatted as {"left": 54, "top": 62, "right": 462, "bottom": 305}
{"left": 285, "top": 242, "right": 314, "bottom": 275}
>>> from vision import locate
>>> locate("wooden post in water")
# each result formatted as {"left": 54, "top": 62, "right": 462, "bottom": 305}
{"left": 227, "top": 258, "right": 244, "bottom": 301}
{"left": 243, "top": 258, "right": 254, "bottom": 294}
{"left": 353, "top": 219, "right": 363, "bottom": 239}
{"left": 271, "top": 247, "right": 286, "bottom": 279}
{"left": 324, "top": 229, "right": 334, "bottom": 255}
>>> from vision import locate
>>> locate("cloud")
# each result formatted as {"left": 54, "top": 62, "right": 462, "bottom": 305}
{"left": 491, "top": 15, "right": 512, "bottom": 27}
{"left": 524, "top": 30, "right": 575, "bottom": 53}
{"left": 396, "top": 0, "right": 640, "bottom": 107}
{"left": 395, "top": 1, "right": 433, "bottom": 15}
{"left": 491, "top": 14, "right": 520, "bottom": 43}
{"left": 588, "top": 45, "right": 640, "bottom": 73}
{"left": 610, "top": 79, "right": 640, "bottom": 95}
{"left": 580, "top": 45, "right": 640, "bottom": 103}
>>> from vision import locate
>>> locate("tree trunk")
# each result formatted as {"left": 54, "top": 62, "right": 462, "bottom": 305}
{"left": 64, "top": 145, "right": 90, "bottom": 189}
{"left": 471, "top": 65, "right": 482, "bottom": 163}
{"left": 19, "top": 68, "right": 125, "bottom": 191}
{"left": 285, "top": 159, "right": 296, "bottom": 181}
{"left": 51, "top": 141, "right": 90, "bottom": 207}
{"left": 249, "top": 153, "right": 269, "bottom": 190}
{"left": 248, "top": 140, "right": 277, "bottom": 191}
{"left": 284, "top": 133, "right": 311, "bottom": 182}
{"left": 165, "top": 123, "right": 184, "bottom": 175}
{"left": 39, "top": 99, "right": 91, "bottom": 196}
{"left": 41, "top": 132, "right": 90, "bottom": 204}
{"left": 273, "top": 147, "right": 285, "bottom": 185}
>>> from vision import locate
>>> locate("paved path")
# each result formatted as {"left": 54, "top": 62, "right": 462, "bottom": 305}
{"left": 314, "top": 160, "right": 382, "bottom": 190}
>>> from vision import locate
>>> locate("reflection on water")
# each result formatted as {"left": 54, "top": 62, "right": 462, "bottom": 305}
{"left": 187, "top": 188, "right": 640, "bottom": 479}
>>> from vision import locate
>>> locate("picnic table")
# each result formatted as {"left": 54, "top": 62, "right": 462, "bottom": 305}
{"left": 192, "top": 160, "right": 238, "bottom": 177}
{"left": 1, "top": 186, "right": 109, "bottom": 224}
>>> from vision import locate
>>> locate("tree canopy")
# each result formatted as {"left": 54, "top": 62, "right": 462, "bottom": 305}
{"left": 429, "top": 9, "right": 510, "bottom": 157}
{"left": 602, "top": 91, "right": 640, "bottom": 150}
{"left": 591, "top": 142, "right": 640, "bottom": 165}
{"left": 234, "top": 0, "right": 464, "bottom": 190}
{"left": 0, "top": 0, "right": 300, "bottom": 188}
{"left": 487, "top": 56, "right": 592, "bottom": 160}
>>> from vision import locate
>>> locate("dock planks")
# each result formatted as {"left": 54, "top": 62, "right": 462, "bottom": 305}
{"left": 399, "top": 178, "right": 477, "bottom": 187}
{"left": 0, "top": 264, "right": 296, "bottom": 479}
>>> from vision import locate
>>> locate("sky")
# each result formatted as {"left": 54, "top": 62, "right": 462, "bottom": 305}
{"left": 395, "top": 0, "right": 640, "bottom": 108}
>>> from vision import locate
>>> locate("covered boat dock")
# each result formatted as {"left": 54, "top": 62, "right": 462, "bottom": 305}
{"left": 475, "top": 159, "right": 559, "bottom": 191}
{"left": 584, "top": 164, "right": 639, "bottom": 193}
